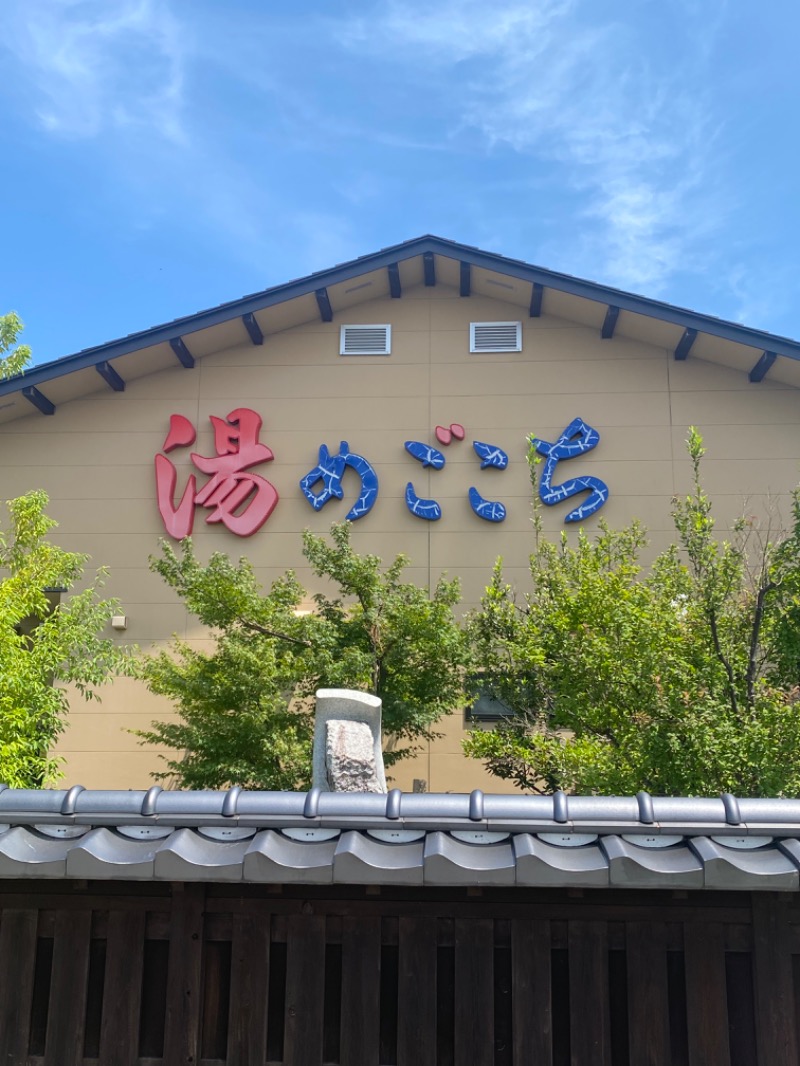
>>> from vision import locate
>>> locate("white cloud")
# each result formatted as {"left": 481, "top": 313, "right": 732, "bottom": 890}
{"left": 5, "top": 0, "right": 187, "bottom": 143}
{"left": 340, "top": 0, "right": 725, "bottom": 293}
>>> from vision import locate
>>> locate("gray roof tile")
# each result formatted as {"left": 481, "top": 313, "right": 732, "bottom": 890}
{"left": 66, "top": 828, "right": 158, "bottom": 879}
{"left": 0, "top": 827, "right": 72, "bottom": 877}
{"left": 424, "top": 832, "right": 516, "bottom": 886}
{"left": 154, "top": 827, "right": 247, "bottom": 881}
{"left": 243, "top": 830, "right": 336, "bottom": 883}
{"left": 601, "top": 836, "right": 704, "bottom": 890}
{"left": 689, "top": 837, "right": 799, "bottom": 891}
{"left": 0, "top": 789, "right": 798, "bottom": 889}
{"left": 333, "top": 831, "right": 424, "bottom": 885}
{"left": 513, "top": 834, "right": 610, "bottom": 888}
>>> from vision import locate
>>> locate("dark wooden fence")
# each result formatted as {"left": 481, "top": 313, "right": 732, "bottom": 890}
{"left": 0, "top": 880, "right": 798, "bottom": 1065}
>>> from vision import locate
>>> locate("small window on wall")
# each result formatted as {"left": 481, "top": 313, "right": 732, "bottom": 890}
{"left": 340, "top": 324, "right": 392, "bottom": 355}
{"left": 15, "top": 587, "right": 64, "bottom": 640}
{"left": 465, "top": 675, "right": 516, "bottom": 722}
{"left": 469, "top": 321, "right": 522, "bottom": 353}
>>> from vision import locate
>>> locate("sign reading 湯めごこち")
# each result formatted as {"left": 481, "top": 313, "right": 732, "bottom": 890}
{"left": 154, "top": 409, "right": 608, "bottom": 539}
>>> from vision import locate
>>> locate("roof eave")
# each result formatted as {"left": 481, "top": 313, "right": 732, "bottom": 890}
{"left": 3, "top": 234, "right": 800, "bottom": 400}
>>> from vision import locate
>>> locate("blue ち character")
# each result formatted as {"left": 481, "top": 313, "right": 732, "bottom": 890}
{"left": 299, "top": 441, "right": 379, "bottom": 521}
{"left": 530, "top": 417, "right": 609, "bottom": 522}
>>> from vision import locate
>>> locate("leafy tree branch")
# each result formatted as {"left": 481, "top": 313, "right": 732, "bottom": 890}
{"left": 464, "top": 428, "right": 800, "bottom": 797}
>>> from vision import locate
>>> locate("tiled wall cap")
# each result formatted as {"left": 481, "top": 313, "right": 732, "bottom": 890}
{"left": 236, "top": 791, "right": 307, "bottom": 821}
{"left": 710, "top": 835, "right": 773, "bottom": 850}
{"left": 738, "top": 798, "right": 800, "bottom": 825}
{"left": 451, "top": 830, "right": 508, "bottom": 845}
{"left": 60, "top": 785, "right": 85, "bottom": 816}
{"left": 197, "top": 826, "right": 255, "bottom": 841}
{"left": 552, "top": 791, "right": 569, "bottom": 824}
{"left": 621, "top": 833, "right": 684, "bottom": 849}
{"left": 221, "top": 786, "right": 241, "bottom": 818}
{"left": 469, "top": 790, "right": 485, "bottom": 821}
{"left": 304, "top": 787, "right": 322, "bottom": 818}
{"left": 721, "top": 793, "right": 742, "bottom": 826}
{"left": 385, "top": 788, "right": 402, "bottom": 820}
{"left": 482, "top": 795, "right": 554, "bottom": 820}
{"left": 537, "top": 832, "right": 598, "bottom": 847}
{"left": 636, "top": 791, "right": 655, "bottom": 824}
{"left": 282, "top": 827, "right": 341, "bottom": 842}
{"left": 0, "top": 790, "right": 67, "bottom": 816}
{"left": 317, "top": 791, "right": 388, "bottom": 819}
{"left": 117, "top": 824, "right": 173, "bottom": 840}
{"left": 368, "top": 828, "right": 426, "bottom": 844}
{"left": 73, "top": 791, "right": 148, "bottom": 818}
{"left": 141, "top": 785, "right": 162, "bottom": 817}
{"left": 35, "top": 824, "right": 89, "bottom": 839}
{"left": 153, "top": 790, "right": 226, "bottom": 818}
{"left": 566, "top": 796, "right": 639, "bottom": 822}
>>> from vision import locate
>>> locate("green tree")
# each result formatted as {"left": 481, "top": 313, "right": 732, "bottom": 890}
{"left": 136, "top": 545, "right": 319, "bottom": 790}
{"left": 0, "top": 492, "right": 137, "bottom": 787}
{"left": 301, "top": 523, "right": 467, "bottom": 762}
{"left": 463, "top": 430, "right": 800, "bottom": 796}
{"left": 0, "top": 314, "right": 135, "bottom": 787}
{"left": 0, "top": 312, "right": 31, "bottom": 381}
{"left": 138, "top": 523, "right": 468, "bottom": 789}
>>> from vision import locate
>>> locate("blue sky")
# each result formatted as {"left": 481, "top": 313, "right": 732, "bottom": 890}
{"left": 1, "top": 0, "right": 799, "bottom": 363}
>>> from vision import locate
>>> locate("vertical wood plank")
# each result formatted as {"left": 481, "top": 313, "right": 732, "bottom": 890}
{"left": 568, "top": 920, "right": 610, "bottom": 1066}
{"left": 341, "top": 916, "right": 381, "bottom": 1066}
{"left": 163, "top": 883, "right": 205, "bottom": 1066}
{"left": 99, "top": 909, "right": 146, "bottom": 1066}
{"left": 284, "top": 912, "right": 326, "bottom": 1066}
{"left": 685, "top": 922, "right": 730, "bottom": 1066}
{"left": 627, "top": 921, "right": 670, "bottom": 1066}
{"left": 43, "top": 908, "right": 92, "bottom": 1066}
{"left": 454, "top": 918, "right": 494, "bottom": 1066}
{"left": 0, "top": 909, "right": 38, "bottom": 1066}
{"left": 512, "top": 919, "right": 552, "bottom": 1066}
{"left": 398, "top": 916, "right": 437, "bottom": 1066}
{"left": 752, "top": 893, "right": 799, "bottom": 1066}
{"left": 228, "top": 912, "right": 270, "bottom": 1066}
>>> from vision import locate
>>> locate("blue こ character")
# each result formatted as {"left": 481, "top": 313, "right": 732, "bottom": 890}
{"left": 468, "top": 440, "right": 508, "bottom": 522}
{"left": 530, "top": 417, "right": 609, "bottom": 522}
{"left": 299, "top": 441, "right": 379, "bottom": 520}
{"left": 403, "top": 440, "right": 446, "bottom": 520}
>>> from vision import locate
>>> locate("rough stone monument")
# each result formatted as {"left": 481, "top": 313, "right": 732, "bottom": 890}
{"left": 312, "top": 688, "right": 387, "bottom": 793}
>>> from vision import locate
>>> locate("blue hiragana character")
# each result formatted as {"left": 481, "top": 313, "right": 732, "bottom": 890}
{"left": 299, "top": 441, "right": 379, "bottom": 520}
{"left": 403, "top": 440, "right": 445, "bottom": 520}
{"left": 468, "top": 441, "right": 508, "bottom": 522}
{"left": 473, "top": 441, "right": 509, "bottom": 470}
{"left": 530, "top": 417, "right": 609, "bottom": 522}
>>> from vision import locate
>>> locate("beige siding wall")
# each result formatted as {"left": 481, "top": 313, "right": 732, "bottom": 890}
{"left": 1, "top": 282, "right": 799, "bottom": 792}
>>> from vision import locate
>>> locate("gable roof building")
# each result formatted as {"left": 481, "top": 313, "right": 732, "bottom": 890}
{"left": 1, "top": 236, "right": 798, "bottom": 790}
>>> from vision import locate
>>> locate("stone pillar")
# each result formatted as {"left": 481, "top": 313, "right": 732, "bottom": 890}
{"left": 311, "top": 689, "right": 387, "bottom": 793}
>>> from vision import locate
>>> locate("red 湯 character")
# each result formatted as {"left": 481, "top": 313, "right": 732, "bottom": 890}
{"left": 155, "top": 408, "right": 279, "bottom": 538}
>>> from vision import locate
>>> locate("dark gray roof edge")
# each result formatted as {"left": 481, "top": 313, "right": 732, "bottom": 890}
{"left": 4, "top": 234, "right": 800, "bottom": 399}
{"left": 3, "top": 788, "right": 800, "bottom": 832}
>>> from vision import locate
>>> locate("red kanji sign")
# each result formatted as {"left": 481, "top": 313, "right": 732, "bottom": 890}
{"left": 155, "top": 408, "right": 279, "bottom": 538}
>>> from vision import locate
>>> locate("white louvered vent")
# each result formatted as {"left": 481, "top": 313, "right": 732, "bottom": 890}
{"left": 470, "top": 321, "right": 522, "bottom": 353}
{"left": 340, "top": 324, "right": 392, "bottom": 355}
